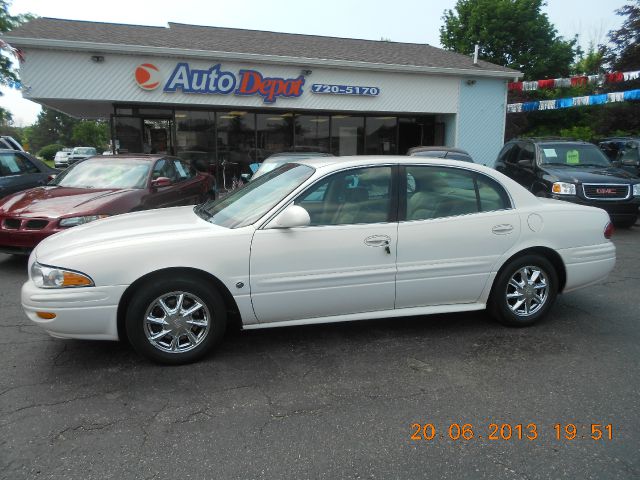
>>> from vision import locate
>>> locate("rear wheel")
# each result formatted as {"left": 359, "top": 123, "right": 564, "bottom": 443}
{"left": 125, "top": 276, "right": 227, "bottom": 364}
{"left": 614, "top": 216, "right": 637, "bottom": 229}
{"left": 489, "top": 254, "right": 558, "bottom": 327}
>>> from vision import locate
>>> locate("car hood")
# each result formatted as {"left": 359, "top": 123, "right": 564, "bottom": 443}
{"left": 542, "top": 166, "right": 639, "bottom": 183}
{"left": 34, "top": 205, "right": 227, "bottom": 265}
{"left": 0, "top": 186, "right": 136, "bottom": 217}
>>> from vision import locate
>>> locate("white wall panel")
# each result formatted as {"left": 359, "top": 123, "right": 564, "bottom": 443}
{"left": 20, "top": 49, "right": 461, "bottom": 115}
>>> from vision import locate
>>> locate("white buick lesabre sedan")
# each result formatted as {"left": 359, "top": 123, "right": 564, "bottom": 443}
{"left": 22, "top": 156, "right": 616, "bottom": 364}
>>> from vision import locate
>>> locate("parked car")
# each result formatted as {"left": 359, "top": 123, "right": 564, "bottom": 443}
{"left": 407, "top": 146, "right": 474, "bottom": 162}
{"left": 0, "top": 135, "right": 25, "bottom": 151}
{"left": 53, "top": 148, "right": 73, "bottom": 168}
{"left": 494, "top": 138, "right": 640, "bottom": 228}
{"left": 598, "top": 138, "right": 640, "bottom": 177}
{"left": 0, "top": 155, "right": 213, "bottom": 254}
{"left": 22, "top": 156, "right": 616, "bottom": 364}
{"left": 68, "top": 146, "right": 97, "bottom": 165}
{"left": 0, "top": 149, "right": 58, "bottom": 200}
{"left": 250, "top": 151, "right": 333, "bottom": 180}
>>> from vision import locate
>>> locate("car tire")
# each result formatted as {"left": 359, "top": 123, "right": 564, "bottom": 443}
{"left": 489, "top": 254, "right": 558, "bottom": 327}
{"left": 534, "top": 190, "right": 547, "bottom": 198}
{"left": 125, "top": 276, "right": 227, "bottom": 364}
{"left": 614, "top": 217, "right": 637, "bottom": 229}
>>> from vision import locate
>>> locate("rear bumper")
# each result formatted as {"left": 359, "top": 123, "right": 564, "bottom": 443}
{"left": 21, "top": 280, "right": 126, "bottom": 340}
{"left": 558, "top": 242, "right": 616, "bottom": 293}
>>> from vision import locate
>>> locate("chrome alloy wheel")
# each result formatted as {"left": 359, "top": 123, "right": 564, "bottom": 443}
{"left": 505, "top": 266, "right": 549, "bottom": 317}
{"left": 143, "top": 291, "right": 211, "bottom": 354}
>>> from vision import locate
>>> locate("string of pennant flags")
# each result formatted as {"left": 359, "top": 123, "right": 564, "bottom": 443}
{"left": 507, "top": 88, "right": 640, "bottom": 113}
{"left": 508, "top": 70, "right": 640, "bottom": 92}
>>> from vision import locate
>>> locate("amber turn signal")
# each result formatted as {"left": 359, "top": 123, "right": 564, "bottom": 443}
{"left": 62, "top": 271, "right": 94, "bottom": 287}
{"left": 36, "top": 312, "right": 57, "bottom": 319}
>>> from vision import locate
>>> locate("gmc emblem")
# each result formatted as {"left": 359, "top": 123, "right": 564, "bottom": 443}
{"left": 596, "top": 188, "right": 616, "bottom": 194}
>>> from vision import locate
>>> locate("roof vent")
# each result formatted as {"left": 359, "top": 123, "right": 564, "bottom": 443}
{"left": 473, "top": 44, "right": 479, "bottom": 65}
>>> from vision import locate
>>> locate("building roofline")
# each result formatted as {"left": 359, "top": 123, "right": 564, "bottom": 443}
{"left": 2, "top": 36, "right": 522, "bottom": 80}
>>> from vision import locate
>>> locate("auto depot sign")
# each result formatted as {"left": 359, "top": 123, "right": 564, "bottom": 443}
{"left": 134, "top": 62, "right": 305, "bottom": 103}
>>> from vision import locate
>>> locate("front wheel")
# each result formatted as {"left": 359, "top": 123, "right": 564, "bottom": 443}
{"left": 125, "top": 276, "right": 227, "bottom": 364}
{"left": 489, "top": 255, "right": 558, "bottom": 327}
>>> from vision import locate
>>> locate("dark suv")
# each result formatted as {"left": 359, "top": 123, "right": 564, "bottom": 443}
{"left": 599, "top": 138, "right": 640, "bottom": 177}
{"left": 495, "top": 139, "right": 640, "bottom": 228}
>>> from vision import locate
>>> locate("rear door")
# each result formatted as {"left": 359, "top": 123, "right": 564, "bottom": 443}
{"left": 0, "top": 152, "right": 48, "bottom": 198}
{"left": 397, "top": 165, "right": 520, "bottom": 308}
{"left": 169, "top": 157, "right": 207, "bottom": 205}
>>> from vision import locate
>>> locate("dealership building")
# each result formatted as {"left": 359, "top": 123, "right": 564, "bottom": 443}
{"left": 5, "top": 18, "right": 519, "bottom": 176}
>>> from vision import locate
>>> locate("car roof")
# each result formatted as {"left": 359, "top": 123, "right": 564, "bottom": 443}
{"left": 407, "top": 146, "right": 469, "bottom": 155}
{"left": 511, "top": 138, "right": 594, "bottom": 146}
{"left": 81, "top": 154, "right": 164, "bottom": 162}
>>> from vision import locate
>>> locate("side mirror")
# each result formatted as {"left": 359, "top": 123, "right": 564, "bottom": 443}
{"left": 517, "top": 159, "right": 532, "bottom": 168}
{"left": 267, "top": 205, "right": 310, "bottom": 229}
{"left": 151, "top": 177, "right": 172, "bottom": 189}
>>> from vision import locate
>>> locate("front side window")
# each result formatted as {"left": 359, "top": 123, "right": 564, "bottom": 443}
{"left": 295, "top": 166, "right": 392, "bottom": 225}
{"left": 0, "top": 153, "right": 39, "bottom": 176}
{"left": 405, "top": 166, "right": 510, "bottom": 221}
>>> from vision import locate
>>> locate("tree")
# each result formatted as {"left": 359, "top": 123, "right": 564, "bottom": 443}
{"left": 0, "top": 1, "right": 35, "bottom": 120}
{"left": 25, "top": 107, "right": 78, "bottom": 152}
{"left": 72, "top": 121, "right": 109, "bottom": 150}
{"left": 440, "top": 0, "right": 577, "bottom": 79}
{"left": 573, "top": 42, "right": 606, "bottom": 75}
{"left": 605, "top": 1, "right": 640, "bottom": 71}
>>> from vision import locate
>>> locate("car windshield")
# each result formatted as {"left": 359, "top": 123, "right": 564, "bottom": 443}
{"left": 51, "top": 159, "right": 151, "bottom": 189}
{"left": 253, "top": 160, "right": 287, "bottom": 178}
{"left": 196, "top": 163, "right": 315, "bottom": 229}
{"left": 74, "top": 148, "right": 96, "bottom": 154}
{"left": 539, "top": 143, "right": 611, "bottom": 167}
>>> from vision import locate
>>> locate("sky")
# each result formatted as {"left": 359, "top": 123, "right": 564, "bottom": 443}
{"left": 0, "top": 0, "right": 630, "bottom": 126}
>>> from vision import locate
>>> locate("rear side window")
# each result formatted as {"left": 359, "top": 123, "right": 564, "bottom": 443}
{"left": 405, "top": 166, "right": 511, "bottom": 221}
{"left": 476, "top": 175, "right": 511, "bottom": 212}
{"left": 0, "top": 152, "right": 39, "bottom": 176}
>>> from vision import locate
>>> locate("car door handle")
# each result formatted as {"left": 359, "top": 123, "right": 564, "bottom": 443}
{"left": 492, "top": 224, "right": 514, "bottom": 235}
{"left": 364, "top": 235, "right": 391, "bottom": 247}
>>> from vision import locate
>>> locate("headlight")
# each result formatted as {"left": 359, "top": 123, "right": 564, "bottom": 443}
{"left": 30, "top": 262, "right": 94, "bottom": 288}
{"left": 634, "top": 184, "right": 640, "bottom": 196}
{"left": 551, "top": 182, "right": 576, "bottom": 195}
{"left": 59, "top": 215, "right": 108, "bottom": 227}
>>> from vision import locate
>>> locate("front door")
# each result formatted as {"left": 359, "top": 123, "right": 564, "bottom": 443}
{"left": 250, "top": 165, "right": 398, "bottom": 323}
{"left": 397, "top": 165, "right": 520, "bottom": 308}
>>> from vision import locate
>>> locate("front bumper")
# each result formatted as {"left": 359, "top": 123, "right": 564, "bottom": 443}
{"left": 21, "top": 280, "right": 127, "bottom": 340}
{"left": 0, "top": 219, "right": 63, "bottom": 253}
{"left": 550, "top": 194, "right": 640, "bottom": 220}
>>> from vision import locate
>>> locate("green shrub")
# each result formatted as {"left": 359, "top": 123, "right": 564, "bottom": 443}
{"left": 37, "top": 143, "right": 65, "bottom": 161}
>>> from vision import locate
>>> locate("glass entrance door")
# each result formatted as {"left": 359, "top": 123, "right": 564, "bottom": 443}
{"left": 143, "top": 119, "right": 174, "bottom": 155}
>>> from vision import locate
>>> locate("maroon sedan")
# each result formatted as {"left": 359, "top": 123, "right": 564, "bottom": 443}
{"left": 0, "top": 155, "right": 213, "bottom": 254}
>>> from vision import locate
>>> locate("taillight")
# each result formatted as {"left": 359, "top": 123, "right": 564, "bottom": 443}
{"left": 604, "top": 222, "right": 614, "bottom": 239}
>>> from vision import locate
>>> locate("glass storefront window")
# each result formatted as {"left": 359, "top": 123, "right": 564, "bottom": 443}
{"left": 256, "top": 113, "right": 294, "bottom": 164}
{"left": 365, "top": 116, "right": 397, "bottom": 155}
{"left": 217, "top": 111, "right": 256, "bottom": 185}
{"left": 294, "top": 115, "right": 330, "bottom": 153}
{"left": 330, "top": 115, "right": 364, "bottom": 156}
{"left": 175, "top": 111, "right": 216, "bottom": 172}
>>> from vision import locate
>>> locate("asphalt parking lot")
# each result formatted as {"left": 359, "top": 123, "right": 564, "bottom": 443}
{"left": 1, "top": 227, "right": 639, "bottom": 480}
